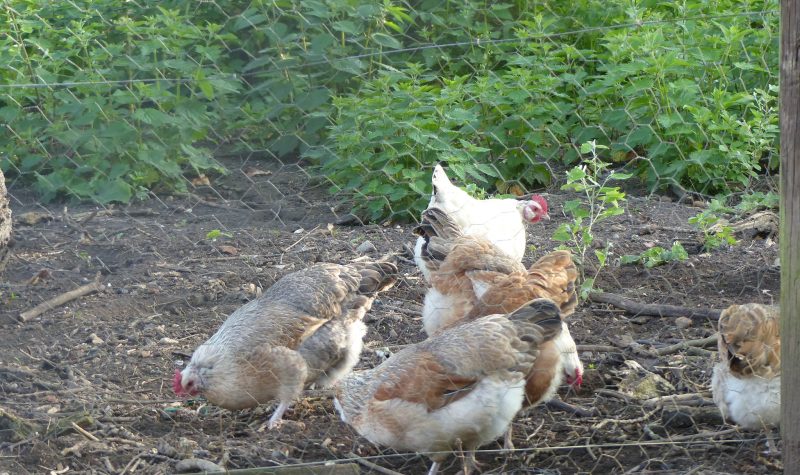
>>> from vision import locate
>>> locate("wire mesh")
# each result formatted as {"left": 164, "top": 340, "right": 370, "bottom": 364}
{"left": 0, "top": 1, "right": 782, "bottom": 474}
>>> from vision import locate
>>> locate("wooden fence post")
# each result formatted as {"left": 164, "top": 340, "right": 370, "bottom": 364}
{"left": 781, "top": 0, "right": 800, "bottom": 467}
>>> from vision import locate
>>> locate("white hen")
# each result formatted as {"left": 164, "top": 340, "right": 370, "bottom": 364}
{"left": 413, "top": 164, "right": 549, "bottom": 283}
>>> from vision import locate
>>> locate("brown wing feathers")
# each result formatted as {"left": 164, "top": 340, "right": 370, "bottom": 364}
{"left": 718, "top": 303, "right": 780, "bottom": 378}
{"left": 466, "top": 250, "right": 578, "bottom": 320}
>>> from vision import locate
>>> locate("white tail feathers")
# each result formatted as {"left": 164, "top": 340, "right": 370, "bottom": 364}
{"left": 431, "top": 164, "right": 452, "bottom": 189}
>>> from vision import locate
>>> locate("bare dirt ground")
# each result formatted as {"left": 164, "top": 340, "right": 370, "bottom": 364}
{"left": 0, "top": 157, "right": 782, "bottom": 474}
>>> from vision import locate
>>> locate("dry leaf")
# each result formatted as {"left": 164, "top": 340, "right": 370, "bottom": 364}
{"left": 244, "top": 166, "right": 272, "bottom": 177}
{"left": 191, "top": 174, "right": 211, "bottom": 186}
{"left": 218, "top": 245, "right": 238, "bottom": 256}
{"left": 17, "top": 211, "right": 53, "bottom": 226}
{"left": 27, "top": 269, "right": 52, "bottom": 286}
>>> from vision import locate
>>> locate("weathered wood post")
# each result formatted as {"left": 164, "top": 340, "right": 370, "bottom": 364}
{"left": 0, "top": 168, "right": 11, "bottom": 273}
{"left": 781, "top": 0, "right": 800, "bottom": 467}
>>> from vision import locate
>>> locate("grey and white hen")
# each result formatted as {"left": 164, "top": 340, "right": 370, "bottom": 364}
{"left": 174, "top": 261, "right": 397, "bottom": 428}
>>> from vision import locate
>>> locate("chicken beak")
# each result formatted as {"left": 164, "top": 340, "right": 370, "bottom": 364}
{"left": 542, "top": 213, "right": 551, "bottom": 221}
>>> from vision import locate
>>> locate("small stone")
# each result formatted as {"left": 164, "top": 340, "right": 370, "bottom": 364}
{"left": 87, "top": 333, "right": 104, "bottom": 345}
{"left": 159, "top": 337, "right": 179, "bottom": 345}
{"left": 157, "top": 440, "right": 179, "bottom": 458}
{"left": 355, "top": 240, "right": 377, "bottom": 254}
{"left": 617, "top": 360, "right": 675, "bottom": 400}
{"left": 591, "top": 237, "right": 606, "bottom": 249}
{"left": 675, "top": 317, "right": 693, "bottom": 329}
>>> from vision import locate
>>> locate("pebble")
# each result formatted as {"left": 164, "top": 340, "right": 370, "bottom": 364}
{"left": 617, "top": 360, "right": 675, "bottom": 399}
{"left": 87, "top": 333, "right": 104, "bottom": 345}
{"left": 675, "top": 317, "right": 693, "bottom": 329}
{"left": 355, "top": 240, "right": 377, "bottom": 254}
{"left": 160, "top": 337, "right": 179, "bottom": 345}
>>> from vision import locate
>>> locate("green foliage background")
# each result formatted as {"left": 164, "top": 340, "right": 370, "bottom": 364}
{"left": 0, "top": 0, "right": 779, "bottom": 220}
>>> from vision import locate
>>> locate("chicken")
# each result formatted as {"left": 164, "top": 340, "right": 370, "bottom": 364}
{"left": 414, "top": 164, "right": 549, "bottom": 283}
{"left": 174, "top": 261, "right": 397, "bottom": 428}
{"left": 0, "top": 168, "right": 10, "bottom": 273}
{"left": 414, "top": 206, "right": 583, "bottom": 390}
{"left": 334, "top": 299, "right": 563, "bottom": 475}
{"left": 711, "top": 303, "right": 780, "bottom": 443}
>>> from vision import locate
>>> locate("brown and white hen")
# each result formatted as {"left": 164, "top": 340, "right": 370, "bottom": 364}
{"left": 174, "top": 262, "right": 397, "bottom": 428}
{"left": 334, "top": 299, "right": 563, "bottom": 475}
{"left": 711, "top": 303, "right": 780, "bottom": 441}
{"left": 414, "top": 206, "right": 583, "bottom": 391}
{"left": 414, "top": 164, "right": 549, "bottom": 283}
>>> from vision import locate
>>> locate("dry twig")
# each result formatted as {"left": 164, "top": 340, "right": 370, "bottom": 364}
{"left": 70, "top": 421, "right": 100, "bottom": 442}
{"left": 18, "top": 276, "right": 104, "bottom": 322}
{"left": 592, "top": 407, "right": 661, "bottom": 430}
{"left": 589, "top": 292, "right": 722, "bottom": 321}
{"left": 655, "top": 335, "right": 717, "bottom": 355}
{"left": 346, "top": 452, "right": 406, "bottom": 475}
{"left": 576, "top": 344, "right": 619, "bottom": 353}
{"left": 380, "top": 304, "right": 422, "bottom": 318}
{"left": 642, "top": 392, "right": 714, "bottom": 408}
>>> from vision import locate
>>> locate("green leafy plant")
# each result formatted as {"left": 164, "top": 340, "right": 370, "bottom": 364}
{"left": 0, "top": 0, "right": 781, "bottom": 217}
{"left": 620, "top": 241, "right": 689, "bottom": 268}
{"left": 553, "top": 140, "right": 630, "bottom": 299}
{"left": 205, "top": 229, "right": 232, "bottom": 240}
{"left": 689, "top": 210, "right": 738, "bottom": 252}
{"left": 736, "top": 191, "right": 779, "bottom": 213}
{"left": 315, "top": 0, "right": 777, "bottom": 221}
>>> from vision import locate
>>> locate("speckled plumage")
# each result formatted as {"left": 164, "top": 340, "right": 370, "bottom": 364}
{"left": 176, "top": 262, "right": 397, "bottom": 428}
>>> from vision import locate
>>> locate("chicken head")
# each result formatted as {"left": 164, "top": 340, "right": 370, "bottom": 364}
{"left": 521, "top": 195, "right": 549, "bottom": 223}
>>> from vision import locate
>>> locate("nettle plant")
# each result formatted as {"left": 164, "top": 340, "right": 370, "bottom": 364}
{"left": 688, "top": 199, "right": 738, "bottom": 252}
{"left": 553, "top": 141, "right": 630, "bottom": 299}
{"left": 620, "top": 241, "right": 689, "bottom": 268}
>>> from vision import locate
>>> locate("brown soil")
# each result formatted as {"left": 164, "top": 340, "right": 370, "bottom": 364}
{"left": 0, "top": 158, "right": 781, "bottom": 474}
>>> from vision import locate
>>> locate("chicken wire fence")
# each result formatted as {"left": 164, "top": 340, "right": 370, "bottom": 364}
{"left": 0, "top": 1, "right": 783, "bottom": 474}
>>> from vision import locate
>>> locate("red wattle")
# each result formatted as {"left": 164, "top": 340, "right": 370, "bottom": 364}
{"left": 173, "top": 369, "right": 184, "bottom": 395}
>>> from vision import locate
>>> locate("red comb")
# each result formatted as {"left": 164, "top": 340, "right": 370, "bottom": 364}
{"left": 173, "top": 369, "right": 184, "bottom": 396}
{"left": 573, "top": 369, "right": 583, "bottom": 389}
{"left": 531, "top": 194, "right": 548, "bottom": 213}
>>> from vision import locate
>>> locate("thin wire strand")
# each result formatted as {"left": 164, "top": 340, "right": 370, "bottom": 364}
{"left": 0, "top": 10, "right": 777, "bottom": 90}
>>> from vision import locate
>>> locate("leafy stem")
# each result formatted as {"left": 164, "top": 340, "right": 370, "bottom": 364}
{"left": 553, "top": 140, "right": 630, "bottom": 299}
